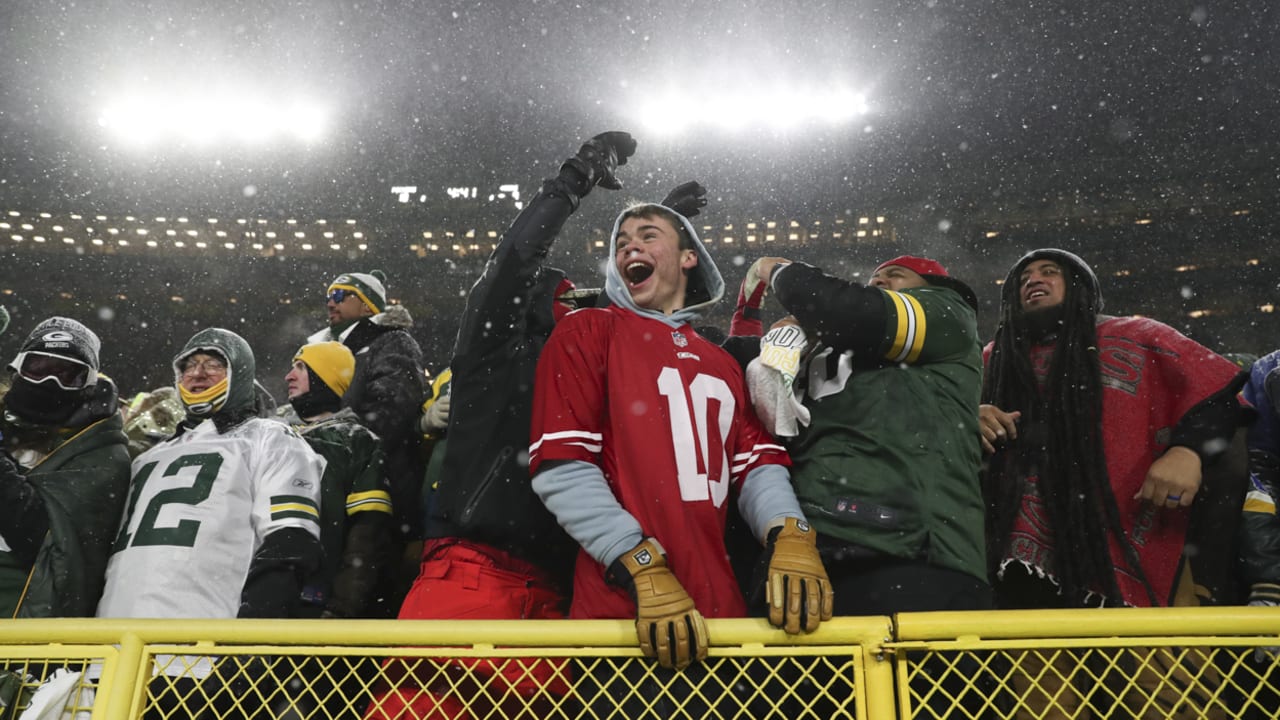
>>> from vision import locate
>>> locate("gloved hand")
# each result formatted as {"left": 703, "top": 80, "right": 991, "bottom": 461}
{"left": 661, "top": 181, "right": 708, "bottom": 218}
{"left": 765, "top": 518, "right": 834, "bottom": 634}
{"left": 561, "top": 131, "right": 637, "bottom": 192}
{"left": 607, "top": 538, "right": 709, "bottom": 670}
{"left": 419, "top": 393, "right": 451, "bottom": 435}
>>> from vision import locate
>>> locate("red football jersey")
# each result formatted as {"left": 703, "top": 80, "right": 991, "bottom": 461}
{"left": 530, "top": 305, "right": 789, "bottom": 620}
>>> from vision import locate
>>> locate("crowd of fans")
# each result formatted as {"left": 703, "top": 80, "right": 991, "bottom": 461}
{"left": 0, "top": 131, "right": 1276, "bottom": 719}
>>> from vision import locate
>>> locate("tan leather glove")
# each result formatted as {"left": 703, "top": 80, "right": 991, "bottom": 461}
{"left": 766, "top": 518, "right": 834, "bottom": 633}
{"left": 609, "top": 538, "right": 709, "bottom": 670}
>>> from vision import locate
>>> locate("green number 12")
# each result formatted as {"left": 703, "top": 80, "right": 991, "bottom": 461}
{"left": 113, "top": 453, "right": 224, "bottom": 551}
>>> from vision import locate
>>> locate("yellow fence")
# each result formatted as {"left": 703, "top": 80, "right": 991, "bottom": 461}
{"left": 1, "top": 608, "right": 1278, "bottom": 719}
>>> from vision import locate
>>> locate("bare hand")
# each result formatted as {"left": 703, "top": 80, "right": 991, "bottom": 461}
{"left": 979, "top": 404, "right": 1021, "bottom": 455}
{"left": 769, "top": 315, "right": 799, "bottom": 331}
{"left": 753, "top": 257, "right": 792, "bottom": 287}
{"left": 1136, "top": 445, "right": 1201, "bottom": 508}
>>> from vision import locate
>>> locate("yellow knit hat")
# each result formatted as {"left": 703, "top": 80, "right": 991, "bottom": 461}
{"left": 294, "top": 342, "right": 355, "bottom": 396}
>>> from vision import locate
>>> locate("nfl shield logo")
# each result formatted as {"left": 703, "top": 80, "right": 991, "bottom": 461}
{"left": 672, "top": 331, "right": 688, "bottom": 347}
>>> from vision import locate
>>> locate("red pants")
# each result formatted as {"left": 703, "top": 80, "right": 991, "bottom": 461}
{"left": 364, "top": 539, "right": 569, "bottom": 720}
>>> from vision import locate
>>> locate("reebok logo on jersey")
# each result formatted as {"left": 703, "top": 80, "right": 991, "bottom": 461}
{"left": 292, "top": 477, "right": 315, "bottom": 489}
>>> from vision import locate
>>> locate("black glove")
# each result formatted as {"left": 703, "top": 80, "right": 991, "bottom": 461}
{"left": 661, "top": 181, "right": 708, "bottom": 218}
{"left": 561, "top": 131, "right": 637, "bottom": 192}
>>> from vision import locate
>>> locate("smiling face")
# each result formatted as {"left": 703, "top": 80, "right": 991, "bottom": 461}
{"left": 869, "top": 264, "right": 929, "bottom": 292}
{"left": 614, "top": 211, "right": 697, "bottom": 314}
{"left": 1019, "top": 259, "right": 1067, "bottom": 311}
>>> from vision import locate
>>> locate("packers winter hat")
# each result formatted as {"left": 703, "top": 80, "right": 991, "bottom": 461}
{"left": 327, "top": 270, "right": 388, "bottom": 314}
{"left": 15, "top": 316, "right": 101, "bottom": 372}
{"left": 294, "top": 341, "right": 355, "bottom": 397}
{"left": 874, "top": 255, "right": 980, "bottom": 313}
{"left": 4, "top": 317, "right": 101, "bottom": 425}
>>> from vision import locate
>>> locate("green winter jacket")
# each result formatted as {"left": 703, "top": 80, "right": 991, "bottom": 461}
{"left": 0, "top": 408, "right": 131, "bottom": 617}
{"left": 773, "top": 262, "right": 988, "bottom": 582}
{"left": 295, "top": 408, "right": 395, "bottom": 618}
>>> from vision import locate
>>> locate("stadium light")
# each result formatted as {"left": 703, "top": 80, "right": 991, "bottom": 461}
{"left": 634, "top": 83, "right": 871, "bottom": 137}
{"left": 98, "top": 91, "right": 329, "bottom": 149}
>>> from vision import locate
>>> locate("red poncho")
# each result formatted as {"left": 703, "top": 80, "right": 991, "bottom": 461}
{"left": 986, "top": 316, "right": 1241, "bottom": 606}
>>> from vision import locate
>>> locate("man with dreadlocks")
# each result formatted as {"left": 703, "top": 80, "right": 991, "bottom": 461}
{"left": 980, "top": 248, "right": 1247, "bottom": 718}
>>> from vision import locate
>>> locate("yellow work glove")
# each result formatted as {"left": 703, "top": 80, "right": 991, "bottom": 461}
{"left": 608, "top": 538, "right": 709, "bottom": 670}
{"left": 766, "top": 518, "right": 834, "bottom": 634}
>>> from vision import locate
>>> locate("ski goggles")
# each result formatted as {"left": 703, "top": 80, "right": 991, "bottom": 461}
{"left": 7, "top": 351, "right": 97, "bottom": 391}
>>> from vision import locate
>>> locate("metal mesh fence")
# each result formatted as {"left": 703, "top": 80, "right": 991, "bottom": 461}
{"left": 1, "top": 610, "right": 1278, "bottom": 719}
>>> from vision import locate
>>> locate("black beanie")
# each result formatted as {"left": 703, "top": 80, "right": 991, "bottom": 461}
{"left": 1002, "top": 248, "right": 1104, "bottom": 315}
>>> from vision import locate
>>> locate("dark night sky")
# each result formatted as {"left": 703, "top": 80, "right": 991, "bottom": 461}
{"left": 2, "top": 0, "right": 1277, "bottom": 219}
{"left": 1, "top": 1, "right": 1278, "bottom": 389}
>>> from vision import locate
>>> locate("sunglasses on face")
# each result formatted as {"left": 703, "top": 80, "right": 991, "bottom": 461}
{"left": 327, "top": 289, "right": 355, "bottom": 304}
{"left": 8, "top": 351, "right": 96, "bottom": 391}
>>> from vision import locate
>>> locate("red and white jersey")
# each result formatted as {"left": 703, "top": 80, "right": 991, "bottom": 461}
{"left": 98, "top": 417, "right": 324, "bottom": 619}
{"left": 530, "top": 305, "right": 789, "bottom": 619}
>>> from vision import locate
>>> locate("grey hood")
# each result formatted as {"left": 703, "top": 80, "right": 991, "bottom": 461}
{"left": 603, "top": 204, "right": 725, "bottom": 328}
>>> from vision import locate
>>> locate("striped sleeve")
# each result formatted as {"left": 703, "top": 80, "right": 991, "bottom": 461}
{"left": 529, "top": 312, "right": 610, "bottom": 474}
{"left": 256, "top": 424, "right": 326, "bottom": 540}
{"left": 882, "top": 289, "right": 927, "bottom": 364}
{"left": 346, "top": 488, "right": 393, "bottom": 516}
{"left": 271, "top": 494, "right": 321, "bottom": 522}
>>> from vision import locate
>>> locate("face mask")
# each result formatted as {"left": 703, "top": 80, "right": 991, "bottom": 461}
{"left": 3, "top": 376, "right": 84, "bottom": 426}
{"left": 179, "top": 377, "right": 230, "bottom": 416}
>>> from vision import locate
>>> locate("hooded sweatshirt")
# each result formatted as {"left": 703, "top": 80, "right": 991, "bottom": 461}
{"left": 529, "top": 204, "right": 801, "bottom": 620}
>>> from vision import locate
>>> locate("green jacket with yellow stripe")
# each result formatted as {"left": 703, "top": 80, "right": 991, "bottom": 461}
{"left": 772, "top": 261, "right": 987, "bottom": 582}
{"left": 294, "top": 408, "right": 396, "bottom": 618}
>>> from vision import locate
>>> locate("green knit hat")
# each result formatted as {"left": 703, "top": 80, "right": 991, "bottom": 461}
{"left": 327, "top": 270, "right": 388, "bottom": 314}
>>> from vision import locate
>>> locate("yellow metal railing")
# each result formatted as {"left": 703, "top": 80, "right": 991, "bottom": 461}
{"left": 1, "top": 610, "right": 1278, "bottom": 719}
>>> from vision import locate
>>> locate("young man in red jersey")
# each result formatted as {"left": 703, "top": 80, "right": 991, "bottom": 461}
{"left": 529, "top": 145, "right": 832, "bottom": 709}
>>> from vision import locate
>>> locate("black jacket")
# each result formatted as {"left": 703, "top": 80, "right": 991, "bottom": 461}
{"left": 340, "top": 308, "right": 428, "bottom": 539}
{"left": 426, "top": 171, "right": 586, "bottom": 591}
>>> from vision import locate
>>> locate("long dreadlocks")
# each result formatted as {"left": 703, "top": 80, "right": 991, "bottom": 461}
{"left": 982, "top": 249, "right": 1156, "bottom": 607}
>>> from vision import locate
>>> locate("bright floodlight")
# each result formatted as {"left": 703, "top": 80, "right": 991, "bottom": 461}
{"left": 98, "top": 90, "right": 329, "bottom": 149}
{"left": 635, "top": 83, "right": 871, "bottom": 137}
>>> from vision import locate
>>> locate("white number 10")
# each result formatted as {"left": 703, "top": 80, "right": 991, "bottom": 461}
{"left": 656, "top": 367, "right": 735, "bottom": 508}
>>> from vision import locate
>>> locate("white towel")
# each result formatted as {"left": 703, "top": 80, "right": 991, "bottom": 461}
{"left": 746, "top": 324, "right": 811, "bottom": 437}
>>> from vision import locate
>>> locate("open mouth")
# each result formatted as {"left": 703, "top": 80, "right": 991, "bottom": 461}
{"left": 624, "top": 261, "right": 654, "bottom": 286}
{"left": 1024, "top": 288, "right": 1049, "bottom": 302}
